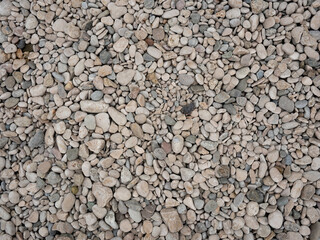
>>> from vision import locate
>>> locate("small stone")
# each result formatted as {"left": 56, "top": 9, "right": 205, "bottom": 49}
{"left": 144, "top": 0, "right": 154, "bottom": 9}
{"left": 215, "top": 91, "right": 230, "bottom": 103}
{"left": 47, "top": 172, "right": 61, "bottom": 185}
{"left": 80, "top": 100, "right": 108, "bottom": 113}
{"left": 95, "top": 113, "right": 110, "bottom": 132}
{"left": 236, "top": 67, "right": 250, "bottom": 79}
{"left": 179, "top": 74, "right": 194, "bottom": 86}
{"left": 105, "top": 211, "right": 118, "bottom": 229}
{"left": 160, "top": 208, "right": 183, "bottom": 233}
{"left": 14, "top": 116, "right": 32, "bottom": 127}
{"left": 153, "top": 28, "right": 165, "bottom": 40}
{"left": 268, "top": 210, "right": 283, "bottom": 229}
{"left": 136, "top": 181, "right": 149, "bottom": 197}
{"left": 204, "top": 200, "right": 218, "bottom": 213}
{"left": 85, "top": 139, "right": 105, "bottom": 153}
{"left": 62, "top": 193, "right": 76, "bottom": 212}
{"left": 116, "top": 69, "right": 135, "bottom": 85}
{"left": 25, "top": 15, "right": 38, "bottom": 29}
{"left": 279, "top": 96, "right": 294, "bottom": 112}
{"left": 0, "top": 207, "right": 11, "bottom": 220}
{"left": 120, "top": 219, "right": 132, "bottom": 232}
{"left": 247, "top": 189, "right": 264, "bottom": 203}
{"left": 108, "top": 3, "right": 127, "bottom": 19}
{"left": 311, "top": 15, "right": 320, "bottom": 30}
{"left": 153, "top": 148, "right": 166, "bottom": 160}
{"left": 67, "top": 148, "right": 79, "bottom": 161}
{"left": 236, "top": 169, "right": 248, "bottom": 181}
{"left": 56, "top": 106, "right": 71, "bottom": 119}
{"left": 114, "top": 187, "right": 132, "bottom": 201}
{"left": 251, "top": 0, "right": 268, "bottom": 14}
{"left": 0, "top": 0, "right": 12, "bottom": 16}
{"left": 310, "top": 222, "right": 320, "bottom": 240}
{"left": 301, "top": 185, "right": 315, "bottom": 200}
{"left": 180, "top": 168, "right": 195, "bottom": 181}
{"left": 92, "top": 183, "right": 113, "bottom": 207}
{"left": 108, "top": 107, "right": 127, "bottom": 125}
{"left": 114, "top": 37, "right": 128, "bottom": 52}
{"left": 162, "top": 10, "right": 180, "bottom": 19}
{"left": 5, "top": 98, "right": 19, "bottom": 108}
{"left": 172, "top": 135, "right": 184, "bottom": 153}
{"left": 181, "top": 102, "right": 195, "bottom": 115}
{"left": 29, "top": 130, "right": 44, "bottom": 149}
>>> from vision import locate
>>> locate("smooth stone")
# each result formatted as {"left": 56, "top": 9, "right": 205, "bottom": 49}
{"left": 172, "top": 135, "right": 184, "bottom": 153}
{"left": 204, "top": 200, "right": 218, "bottom": 213}
{"left": 215, "top": 91, "right": 230, "bottom": 103}
{"left": 279, "top": 96, "right": 294, "bottom": 112}
{"left": 179, "top": 74, "right": 194, "bottom": 86}
{"left": 47, "top": 172, "right": 61, "bottom": 185}
{"left": 62, "top": 193, "right": 76, "bottom": 212}
{"left": 108, "top": 107, "right": 127, "bottom": 125}
{"left": 80, "top": 100, "right": 108, "bottom": 113}
{"left": 116, "top": 69, "right": 135, "bottom": 85}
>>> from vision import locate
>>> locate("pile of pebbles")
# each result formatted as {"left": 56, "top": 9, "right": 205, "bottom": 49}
{"left": 0, "top": 0, "right": 320, "bottom": 239}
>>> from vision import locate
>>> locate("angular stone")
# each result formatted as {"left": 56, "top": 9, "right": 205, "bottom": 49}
{"left": 92, "top": 183, "right": 113, "bottom": 207}
{"left": 160, "top": 208, "right": 183, "bottom": 233}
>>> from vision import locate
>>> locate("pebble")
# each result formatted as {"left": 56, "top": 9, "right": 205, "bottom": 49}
{"left": 62, "top": 193, "right": 76, "bottom": 212}
{"left": 279, "top": 96, "right": 295, "bottom": 112}
{"left": 114, "top": 37, "right": 128, "bottom": 52}
{"left": 136, "top": 181, "right": 149, "bottom": 197}
{"left": 117, "top": 69, "right": 136, "bottom": 85}
{"left": 179, "top": 74, "right": 194, "bottom": 86}
{"left": 268, "top": 210, "right": 283, "bottom": 229}
{"left": 108, "top": 107, "right": 127, "bottom": 125}
{"left": 160, "top": 208, "right": 183, "bottom": 232}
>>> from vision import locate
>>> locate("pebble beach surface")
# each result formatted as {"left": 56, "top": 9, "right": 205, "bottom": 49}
{"left": 0, "top": 0, "right": 320, "bottom": 239}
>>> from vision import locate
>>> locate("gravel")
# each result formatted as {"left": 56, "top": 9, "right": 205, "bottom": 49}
{"left": 0, "top": 0, "right": 319, "bottom": 239}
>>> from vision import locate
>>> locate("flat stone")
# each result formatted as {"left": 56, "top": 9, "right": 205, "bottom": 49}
{"left": 5, "top": 98, "right": 19, "bottom": 108}
{"left": 47, "top": 172, "right": 61, "bottom": 185}
{"left": 178, "top": 74, "right": 194, "bottom": 86}
{"left": 268, "top": 210, "right": 283, "bottom": 229}
{"left": 247, "top": 189, "right": 264, "bottom": 203}
{"left": 92, "top": 183, "right": 113, "bottom": 207}
{"left": 80, "top": 100, "right": 108, "bottom": 113}
{"left": 136, "top": 181, "right": 149, "bottom": 197}
{"left": 29, "top": 130, "right": 44, "bottom": 149}
{"left": 116, "top": 69, "right": 135, "bottom": 85}
{"left": 62, "top": 193, "right": 76, "bottom": 212}
{"left": 95, "top": 113, "right": 110, "bottom": 132}
{"left": 172, "top": 135, "right": 184, "bottom": 153}
{"left": 113, "top": 37, "right": 128, "bottom": 52}
{"left": 204, "top": 200, "right": 218, "bottom": 213}
{"left": 85, "top": 139, "right": 105, "bottom": 153}
{"left": 215, "top": 91, "right": 230, "bottom": 103}
{"left": 25, "top": 15, "right": 38, "bottom": 29}
{"left": 180, "top": 168, "right": 195, "bottom": 181}
{"left": 160, "top": 208, "right": 183, "bottom": 232}
{"left": 153, "top": 28, "right": 165, "bottom": 40}
{"left": 108, "top": 107, "right": 127, "bottom": 125}
{"left": 14, "top": 116, "right": 32, "bottom": 127}
{"left": 162, "top": 10, "right": 180, "bottom": 19}
{"left": 279, "top": 96, "right": 294, "bottom": 112}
